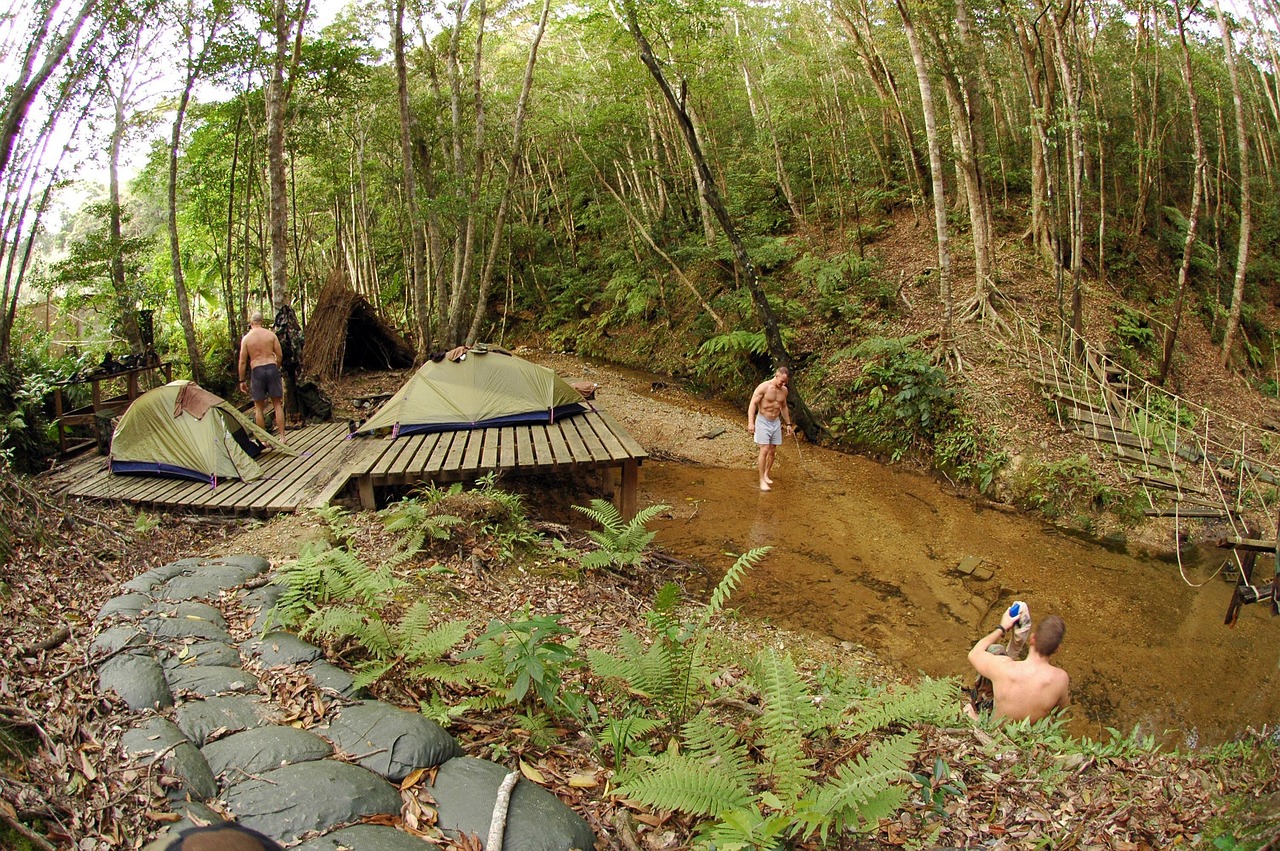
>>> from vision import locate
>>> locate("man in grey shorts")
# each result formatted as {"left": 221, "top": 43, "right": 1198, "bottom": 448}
{"left": 238, "top": 310, "right": 287, "bottom": 443}
{"left": 746, "top": 366, "right": 794, "bottom": 491}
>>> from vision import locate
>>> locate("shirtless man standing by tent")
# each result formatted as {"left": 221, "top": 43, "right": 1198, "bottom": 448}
{"left": 747, "top": 366, "right": 794, "bottom": 491}
{"left": 238, "top": 311, "right": 287, "bottom": 443}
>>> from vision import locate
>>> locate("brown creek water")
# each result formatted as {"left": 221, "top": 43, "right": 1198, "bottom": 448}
{"left": 633, "top": 419, "right": 1279, "bottom": 748}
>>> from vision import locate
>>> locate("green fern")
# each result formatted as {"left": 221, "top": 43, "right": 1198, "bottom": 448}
{"left": 379, "top": 497, "right": 464, "bottom": 565}
{"left": 614, "top": 753, "right": 755, "bottom": 818}
{"left": 268, "top": 544, "right": 400, "bottom": 631}
{"left": 749, "top": 649, "right": 819, "bottom": 801}
{"left": 573, "top": 499, "right": 669, "bottom": 571}
{"left": 794, "top": 731, "right": 919, "bottom": 841}
{"left": 300, "top": 604, "right": 395, "bottom": 657}
{"left": 310, "top": 505, "right": 355, "bottom": 546}
{"left": 694, "top": 802, "right": 793, "bottom": 851}
{"left": 598, "top": 715, "right": 662, "bottom": 771}
{"left": 844, "top": 677, "right": 962, "bottom": 737}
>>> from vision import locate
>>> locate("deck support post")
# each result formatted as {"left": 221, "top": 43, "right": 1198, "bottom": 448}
{"left": 619, "top": 460, "right": 639, "bottom": 520}
{"left": 358, "top": 476, "right": 376, "bottom": 510}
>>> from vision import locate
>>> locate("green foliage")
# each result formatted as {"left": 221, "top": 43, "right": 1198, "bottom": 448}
{"left": 933, "top": 417, "right": 1008, "bottom": 493}
{"left": 1112, "top": 306, "right": 1158, "bottom": 366}
{"left": 793, "top": 732, "right": 919, "bottom": 841}
{"left": 379, "top": 496, "right": 464, "bottom": 564}
{"left": 843, "top": 677, "right": 962, "bottom": 737}
{"left": 311, "top": 505, "right": 357, "bottom": 547}
{"left": 1007, "top": 455, "right": 1136, "bottom": 521}
{"left": 268, "top": 543, "right": 401, "bottom": 634}
{"left": 573, "top": 499, "right": 668, "bottom": 571}
{"left": 911, "top": 756, "right": 967, "bottom": 817}
{"left": 0, "top": 358, "right": 57, "bottom": 473}
{"left": 462, "top": 605, "right": 585, "bottom": 718}
{"left": 794, "top": 251, "right": 892, "bottom": 321}
{"left": 828, "top": 336, "right": 955, "bottom": 461}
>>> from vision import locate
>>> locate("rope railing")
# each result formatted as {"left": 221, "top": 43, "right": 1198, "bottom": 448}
{"left": 985, "top": 303, "right": 1280, "bottom": 539}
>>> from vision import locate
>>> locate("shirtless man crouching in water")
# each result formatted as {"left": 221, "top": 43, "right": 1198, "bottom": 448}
{"left": 238, "top": 311, "right": 287, "bottom": 443}
{"left": 967, "top": 612, "right": 1070, "bottom": 722}
{"left": 747, "top": 366, "right": 794, "bottom": 491}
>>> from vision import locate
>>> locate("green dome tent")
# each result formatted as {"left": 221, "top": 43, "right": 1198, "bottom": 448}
{"left": 352, "top": 347, "right": 587, "bottom": 438}
{"left": 110, "top": 380, "right": 293, "bottom": 484}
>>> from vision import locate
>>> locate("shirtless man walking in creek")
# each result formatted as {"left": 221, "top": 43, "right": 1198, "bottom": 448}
{"left": 746, "top": 366, "right": 794, "bottom": 491}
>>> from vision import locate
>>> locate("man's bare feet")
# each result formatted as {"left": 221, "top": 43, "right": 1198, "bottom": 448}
{"left": 764, "top": 475, "right": 774, "bottom": 484}
{"left": 760, "top": 481, "right": 771, "bottom": 491}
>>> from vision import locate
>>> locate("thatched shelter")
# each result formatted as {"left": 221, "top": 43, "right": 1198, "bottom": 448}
{"left": 303, "top": 271, "right": 415, "bottom": 380}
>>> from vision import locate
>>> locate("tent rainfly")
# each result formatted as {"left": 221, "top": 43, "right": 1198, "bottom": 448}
{"left": 352, "top": 347, "right": 587, "bottom": 438}
{"left": 303, "top": 271, "right": 415, "bottom": 380}
{"left": 110, "top": 380, "right": 293, "bottom": 484}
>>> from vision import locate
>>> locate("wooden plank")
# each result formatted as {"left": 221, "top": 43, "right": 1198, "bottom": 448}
{"left": 199, "top": 424, "right": 335, "bottom": 511}
{"left": 514, "top": 426, "right": 535, "bottom": 468}
{"left": 1065, "top": 406, "right": 1128, "bottom": 430}
{"left": 498, "top": 427, "right": 518, "bottom": 468}
{"left": 436, "top": 431, "right": 470, "bottom": 475}
{"left": 1070, "top": 424, "right": 1152, "bottom": 451}
{"left": 480, "top": 427, "right": 500, "bottom": 471}
{"left": 1126, "top": 471, "right": 1209, "bottom": 496}
{"left": 1049, "top": 391, "right": 1110, "bottom": 415}
{"left": 1112, "top": 444, "right": 1183, "bottom": 472}
{"left": 370, "top": 433, "right": 422, "bottom": 477}
{"left": 595, "top": 410, "right": 648, "bottom": 460}
{"left": 1219, "top": 536, "right": 1278, "bottom": 553}
{"left": 529, "top": 425, "right": 553, "bottom": 467}
{"left": 582, "top": 413, "right": 628, "bottom": 461}
{"left": 251, "top": 424, "right": 350, "bottom": 512}
{"left": 569, "top": 415, "right": 609, "bottom": 462}
{"left": 1144, "top": 506, "right": 1225, "bottom": 518}
{"left": 462, "top": 427, "right": 486, "bottom": 471}
{"left": 544, "top": 421, "right": 573, "bottom": 466}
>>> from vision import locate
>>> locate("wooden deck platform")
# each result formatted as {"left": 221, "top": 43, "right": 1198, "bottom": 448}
{"left": 353, "top": 409, "right": 646, "bottom": 515}
{"left": 51, "top": 409, "right": 647, "bottom": 518}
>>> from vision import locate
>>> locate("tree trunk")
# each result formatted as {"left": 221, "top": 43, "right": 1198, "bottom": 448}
{"left": 391, "top": 0, "right": 430, "bottom": 359}
{"left": 265, "top": 0, "right": 310, "bottom": 311}
{"left": 1158, "top": 0, "right": 1208, "bottom": 384}
{"left": 108, "top": 86, "right": 142, "bottom": 353}
{"left": 619, "top": 0, "right": 817, "bottom": 434}
{"left": 895, "top": 0, "right": 959, "bottom": 370}
{"left": 1215, "top": 0, "right": 1253, "bottom": 368}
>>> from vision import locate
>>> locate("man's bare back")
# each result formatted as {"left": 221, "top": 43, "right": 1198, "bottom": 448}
{"left": 240, "top": 325, "right": 282, "bottom": 370}
{"left": 968, "top": 612, "right": 1070, "bottom": 723}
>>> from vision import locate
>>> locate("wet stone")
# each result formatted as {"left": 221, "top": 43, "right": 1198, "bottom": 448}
{"left": 155, "top": 601, "right": 227, "bottom": 630}
{"left": 99, "top": 652, "right": 173, "bottom": 710}
{"left": 430, "top": 756, "right": 595, "bottom": 851}
{"left": 202, "top": 726, "right": 334, "bottom": 783}
{"left": 222, "top": 760, "right": 402, "bottom": 845}
{"left": 141, "top": 613, "right": 233, "bottom": 643}
{"left": 325, "top": 700, "right": 461, "bottom": 781}
{"left": 163, "top": 639, "right": 241, "bottom": 669}
{"left": 246, "top": 632, "right": 322, "bottom": 667}
{"left": 174, "top": 695, "right": 276, "bottom": 747}
{"left": 155, "top": 566, "right": 256, "bottom": 603}
{"left": 96, "top": 593, "right": 153, "bottom": 622}
{"left": 123, "top": 562, "right": 192, "bottom": 594}
{"left": 90, "top": 625, "right": 148, "bottom": 657}
{"left": 307, "top": 660, "right": 361, "bottom": 698}
{"left": 238, "top": 584, "right": 282, "bottom": 623}
{"left": 293, "top": 825, "right": 434, "bottom": 850}
{"left": 121, "top": 718, "right": 217, "bottom": 802}
{"left": 166, "top": 664, "right": 258, "bottom": 698}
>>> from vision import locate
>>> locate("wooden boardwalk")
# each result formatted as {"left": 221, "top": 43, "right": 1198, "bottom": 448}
{"left": 353, "top": 410, "right": 646, "bottom": 515}
{"left": 53, "top": 409, "right": 647, "bottom": 518}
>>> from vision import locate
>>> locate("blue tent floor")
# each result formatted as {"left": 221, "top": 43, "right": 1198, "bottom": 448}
{"left": 50, "top": 410, "right": 647, "bottom": 518}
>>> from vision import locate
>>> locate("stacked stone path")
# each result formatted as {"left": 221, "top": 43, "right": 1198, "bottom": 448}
{"left": 92, "top": 555, "right": 594, "bottom": 850}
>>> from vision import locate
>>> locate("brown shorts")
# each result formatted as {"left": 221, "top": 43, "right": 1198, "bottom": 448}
{"left": 250, "top": 364, "right": 283, "bottom": 401}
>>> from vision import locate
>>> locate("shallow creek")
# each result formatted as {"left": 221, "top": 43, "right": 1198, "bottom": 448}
{"left": 628, "top": 404, "right": 1278, "bottom": 747}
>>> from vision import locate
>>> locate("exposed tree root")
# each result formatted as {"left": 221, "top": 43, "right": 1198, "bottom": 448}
{"left": 957, "top": 292, "right": 1012, "bottom": 335}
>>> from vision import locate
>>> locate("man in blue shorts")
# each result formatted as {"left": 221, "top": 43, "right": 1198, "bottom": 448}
{"left": 238, "top": 310, "right": 287, "bottom": 443}
{"left": 746, "top": 366, "right": 793, "bottom": 491}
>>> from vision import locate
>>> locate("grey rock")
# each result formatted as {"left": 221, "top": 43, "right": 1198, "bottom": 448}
{"left": 90, "top": 625, "right": 148, "bottom": 657}
{"left": 120, "top": 718, "right": 217, "bottom": 802}
{"left": 324, "top": 700, "right": 461, "bottom": 781}
{"left": 203, "top": 726, "right": 333, "bottom": 782}
{"left": 246, "top": 632, "right": 321, "bottom": 667}
{"left": 153, "top": 600, "right": 227, "bottom": 630}
{"left": 99, "top": 652, "right": 173, "bottom": 710}
{"left": 96, "top": 593, "right": 153, "bottom": 622}
{"left": 163, "top": 640, "right": 241, "bottom": 669}
{"left": 293, "top": 825, "right": 433, "bottom": 850}
{"left": 140, "top": 613, "right": 233, "bottom": 643}
{"left": 307, "top": 660, "right": 361, "bottom": 698}
{"left": 222, "top": 760, "right": 402, "bottom": 845}
{"left": 123, "top": 562, "right": 192, "bottom": 594}
{"left": 174, "top": 695, "right": 277, "bottom": 747}
{"left": 431, "top": 756, "right": 594, "bottom": 851}
{"left": 238, "top": 584, "right": 283, "bottom": 625}
{"left": 166, "top": 664, "right": 258, "bottom": 698}
{"left": 217, "top": 554, "right": 272, "bottom": 577}
{"left": 155, "top": 566, "right": 255, "bottom": 603}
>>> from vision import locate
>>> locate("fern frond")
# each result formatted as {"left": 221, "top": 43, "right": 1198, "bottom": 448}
{"left": 796, "top": 731, "right": 919, "bottom": 841}
{"left": 588, "top": 630, "right": 677, "bottom": 704}
{"left": 300, "top": 605, "right": 395, "bottom": 658}
{"left": 679, "top": 712, "right": 752, "bottom": 768}
{"left": 748, "top": 649, "right": 819, "bottom": 800}
{"left": 704, "top": 547, "right": 771, "bottom": 621}
{"left": 844, "top": 677, "right": 962, "bottom": 737}
{"left": 394, "top": 610, "right": 471, "bottom": 664}
{"left": 573, "top": 499, "right": 624, "bottom": 533}
{"left": 612, "top": 752, "right": 755, "bottom": 818}
{"left": 515, "top": 711, "right": 557, "bottom": 749}
{"left": 646, "top": 582, "right": 683, "bottom": 638}
{"left": 352, "top": 657, "right": 398, "bottom": 690}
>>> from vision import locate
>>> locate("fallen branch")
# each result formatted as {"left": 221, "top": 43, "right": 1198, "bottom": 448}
{"left": 486, "top": 770, "right": 520, "bottom": 851}
{"left": 0, "top": 808, "right": 57, "bottom": 851}
{"left": 20, "top": 626, "right": 71, "bottom": 656}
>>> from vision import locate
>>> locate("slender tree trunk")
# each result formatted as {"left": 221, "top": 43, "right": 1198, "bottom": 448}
{"left": 265, "top": 0, "right": 310, "bottom": 311}
{"left": 466, "top": 0, "right": 550, "bottom": 344}
{"left": 391, "top": 0, "right": 430, "bottom": 358}
{"left": 1215, "top": 0, "right": 1252, "bottom": 367}
{"left": 1159, "top": 0, "right": 1208, "bottom": 384}
{"left": 168, "top": 48, "right": 210, "bottom": 384}
{"left": 108, "top": 87, "right": 142, "bottom": 353}
{"left": 895, "top": 0, "right": 959, "bottom": 370}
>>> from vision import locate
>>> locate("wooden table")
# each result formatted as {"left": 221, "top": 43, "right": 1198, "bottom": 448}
{"left": 54, "top": 361, "right": 173, "bottom": 454}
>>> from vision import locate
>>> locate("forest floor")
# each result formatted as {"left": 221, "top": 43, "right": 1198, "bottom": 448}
{"left": 3, "top": 345, "right": 1280, "bottom": 848}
